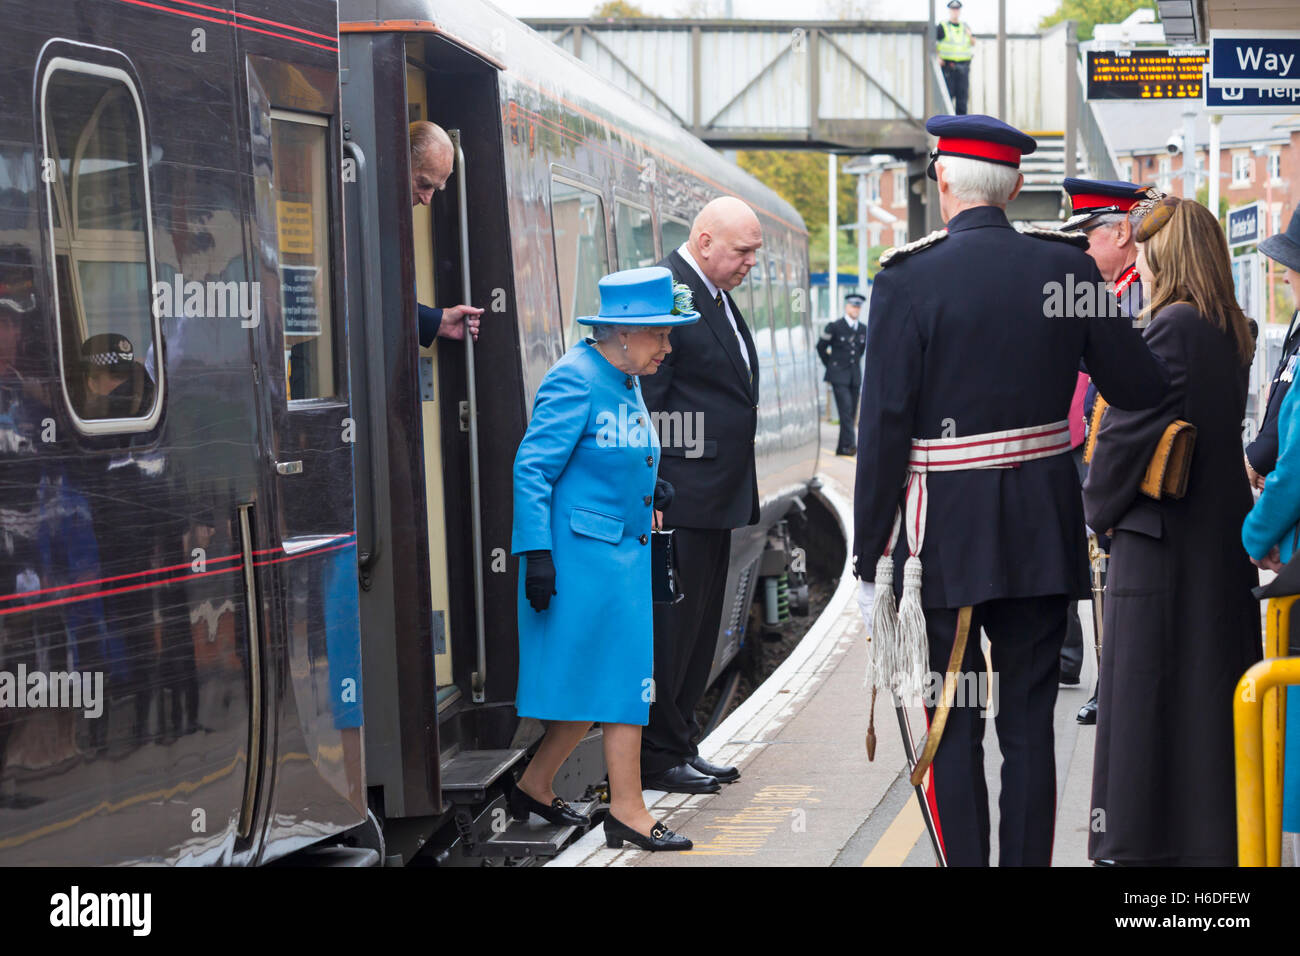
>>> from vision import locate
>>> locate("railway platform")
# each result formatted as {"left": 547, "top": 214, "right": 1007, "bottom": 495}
{"left": 550, "top": 442, "right": 1102, "bottom": 867}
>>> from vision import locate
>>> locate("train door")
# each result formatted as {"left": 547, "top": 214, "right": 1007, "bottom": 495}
{"left": 404, "top": 60, "right": 458, "bottom": 712}
{"left": 239, "top": 51, "right": 366, "bottom": 860}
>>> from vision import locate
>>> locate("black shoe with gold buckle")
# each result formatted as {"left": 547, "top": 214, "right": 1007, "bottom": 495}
{"left": 603, "top": 814, "right": 692, "bottom": 851}
{"left": 508, "top": 783, "right": 586, "bottom": 827}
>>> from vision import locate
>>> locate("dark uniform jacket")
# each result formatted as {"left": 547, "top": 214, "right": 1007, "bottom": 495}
{"left": 1082, "top": 303, "right": 1260, "bottom": 865}
{"left": 853, "top": 205, "right": 1169, "bottom": 609}
{"left": 816, "top": 316, "right": 867, "bottom": 388}
{"left": 1245, "top": 308, "right": 1300, "bottom": 476}
{"left": 640, "top": 250, "right": 760, "bottom": 530}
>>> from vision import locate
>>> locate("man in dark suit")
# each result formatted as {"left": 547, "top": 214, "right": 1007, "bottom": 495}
{"left": 817, "top": 292, "right": 868, "bottom": 456}
{"left": 639, "top": 196, "right": 763, "bottom": 793}
{"left": 1246, "top": 205, "right": 1300, "bottom": 491}
{"left": 854, "top": 115, "right": 1168, "bottom": 866}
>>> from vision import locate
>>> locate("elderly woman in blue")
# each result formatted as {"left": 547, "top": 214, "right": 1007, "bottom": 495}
{"left": 510, "top": 267, "right": 698, "bottom": 852}
{"left": 1241, "top": 229, "right": 1300, "bottom": 858}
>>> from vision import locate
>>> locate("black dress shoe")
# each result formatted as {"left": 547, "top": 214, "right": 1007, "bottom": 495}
{"left": 604, "top": 814, "right": 692, "bottom": 851}
{"left": 688, "top": 755, "right": 739, "bottom": 783}
{"left": 1059, "top": 672, "right": 1081, "bottom": 686}
{"left": 1077, "top": 692, "right": 1098, "bottom": 725}
{"left": 641, "top": 763, "right": 721, "bottom": 794}
{"left": 508, "top": 783, "right": 586, "bottom": 826}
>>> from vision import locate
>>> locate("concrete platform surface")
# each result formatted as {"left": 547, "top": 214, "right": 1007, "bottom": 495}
{"left": 550, "top": 441, "right": 1102, "bottom": 868}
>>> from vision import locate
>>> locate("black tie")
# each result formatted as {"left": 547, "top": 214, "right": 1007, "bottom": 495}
{"left": 715, "top": 291, "right": 723, "bottom": 310}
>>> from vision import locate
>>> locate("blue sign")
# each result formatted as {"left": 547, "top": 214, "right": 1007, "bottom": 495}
{"left": 1210, "top": 33, "right": 1300, "bottom": 87}
{"left": 1205, "top": 68, "right": 1300, "bottom": 111}
{"left": 1227, "top": 202, "right": 1263, "bottom": 249}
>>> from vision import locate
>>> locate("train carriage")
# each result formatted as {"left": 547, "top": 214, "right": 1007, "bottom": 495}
{"left": 339, "top": 0, "right": 820, "bottom": 864}
{"left": 0, "top": 0, "right": 821, "bottom": 867}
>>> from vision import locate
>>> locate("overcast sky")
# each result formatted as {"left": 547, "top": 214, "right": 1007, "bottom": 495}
{"left": 494, "top": 0, "right": 1065, "bottom": 33}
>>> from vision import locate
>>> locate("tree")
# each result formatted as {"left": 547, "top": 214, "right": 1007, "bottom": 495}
{"left": 592, "top": 1, "right": 649, "bottom": 18}
{"left": 736, "top": 150, "right": 857, "bottom": 236}
{"left": 1039, "top": 0, "right": 1156, "bottom": 42}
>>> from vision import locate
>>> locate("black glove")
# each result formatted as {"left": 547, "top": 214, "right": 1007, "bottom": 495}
{"left": 524, "top": 550, "right": 556, "bottom": 612}
{"left": 653, "top": 477, "right": 675, "bottom": 511}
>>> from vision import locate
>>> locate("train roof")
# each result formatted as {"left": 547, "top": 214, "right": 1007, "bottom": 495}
{"left": 339, "top": 0, "right": 808, "bottom": 237}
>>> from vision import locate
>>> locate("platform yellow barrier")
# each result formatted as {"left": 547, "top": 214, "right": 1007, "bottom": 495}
{"left": 1235, "top": 594, "right": 1299, "bottom": 866}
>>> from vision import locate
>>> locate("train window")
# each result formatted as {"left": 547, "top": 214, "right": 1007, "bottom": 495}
{"left": 614, "top": 199, "right": 657, "bottom": 270}
{"left": 41, "top": 59, "right": 161, "bottom": 432}
{"left": 549, "top": 176, "right": 609, "bottom": 349}
{"left": 271, "top": 110, "right": 337, "bottom": 402}
{"left": 660, "top": 215, "right": 690, "bottom": 257}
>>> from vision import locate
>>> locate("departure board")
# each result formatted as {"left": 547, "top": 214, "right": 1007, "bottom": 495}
{"left": 1086, "top": 48, "right": 1209, "bottom": 100}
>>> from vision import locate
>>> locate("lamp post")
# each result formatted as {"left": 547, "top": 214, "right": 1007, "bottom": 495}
{"left": 1255, "top": 146, "right": 1277, "bottom": 328}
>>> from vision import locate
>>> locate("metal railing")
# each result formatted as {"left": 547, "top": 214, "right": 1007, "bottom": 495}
{"left": 1234, "top": 595, "right": 1297, "bottom": 866}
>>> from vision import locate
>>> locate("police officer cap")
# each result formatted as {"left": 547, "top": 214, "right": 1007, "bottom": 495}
{"left": 1060, "top": 178, "right": 1162, "bottom": 232}
{"left": 845, "top": 293, "right": 865, "bottom": 306}
{"left": 81, "top": 333, "right": 136, "bottom": 373}
{"left": 947, "top": 0, "right": 962, "bottom": 8}
{"left": 925, "top": 114, "right": 1037, "bottom": 181}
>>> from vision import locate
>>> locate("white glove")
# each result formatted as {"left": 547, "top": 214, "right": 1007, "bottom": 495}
{"left": 856, "top": 580, "right": 875, "bottom": 631}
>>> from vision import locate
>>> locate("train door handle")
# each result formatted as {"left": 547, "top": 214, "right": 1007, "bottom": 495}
{"left": 275, "top": 460, "right": 304, "bottom": 475}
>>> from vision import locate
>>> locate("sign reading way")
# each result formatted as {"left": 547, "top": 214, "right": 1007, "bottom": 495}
{"left": 1210, "top": 32, "right": 1300, "bottom": 87}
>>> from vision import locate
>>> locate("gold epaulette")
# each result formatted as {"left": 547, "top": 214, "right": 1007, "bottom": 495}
{"left": 1014, "top": 223, "right": 1089, "bottom": 249}
{"left": 879, "top": 229, "right": 948, "bottom": 268}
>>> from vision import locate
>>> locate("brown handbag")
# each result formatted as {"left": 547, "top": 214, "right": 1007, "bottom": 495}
{"left": 1083, "top": 397, "right": 1196, "bottom": 499}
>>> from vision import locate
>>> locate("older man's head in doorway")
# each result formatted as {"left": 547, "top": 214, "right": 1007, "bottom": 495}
{"left": 410, "top": 121, "right": 455, "bottom": 207}
{"left": 687, "top": 196, "right": 763, "bottom": 292}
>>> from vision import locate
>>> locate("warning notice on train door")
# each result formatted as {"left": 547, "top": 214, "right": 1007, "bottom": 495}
{"left": 281, "top": 265, "right": 321, "bottom": 336}
{"left": 276, "top": 201, "right": 314, "bottom": 255}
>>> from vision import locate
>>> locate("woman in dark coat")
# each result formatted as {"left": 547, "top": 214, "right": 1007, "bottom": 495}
{"left": 1083, "top": 197, "right": 1261, "bottom": 866}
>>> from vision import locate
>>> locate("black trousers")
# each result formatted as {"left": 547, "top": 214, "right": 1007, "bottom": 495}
{"left": 1059, "top": 446, "right": 1087, "bottom": 681}
{"left": 922, "top": 595, "right": 1068, "bottom": 866}
{"left": 832, "top": 382, "right": 860, "bottom": 453}
{"left": 641, "top": 526, "right": 732, "bottom": 775}
{"left": 941, "top": 60, "right": 970, "bottom": 115}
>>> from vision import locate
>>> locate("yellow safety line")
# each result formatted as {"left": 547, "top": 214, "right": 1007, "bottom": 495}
{"left": 862, "top": 791, "right": 926, "bottom": 867}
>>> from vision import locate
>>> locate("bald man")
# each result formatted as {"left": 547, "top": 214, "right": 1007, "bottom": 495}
{"left": 639, "top": 196, "right": 763, "bottom": 793}
{"left": 409, "top": 121, "right": 482, "bottom": 345}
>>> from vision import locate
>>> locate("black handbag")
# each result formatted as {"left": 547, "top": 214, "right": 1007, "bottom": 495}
{"left": 651, "top": 529, "right": 685, "bottom": 605}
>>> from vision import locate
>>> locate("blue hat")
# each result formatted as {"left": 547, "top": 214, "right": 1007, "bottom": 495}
{"left": 578, "top": 266, "right": 700, "bottom": 326}
{"left": 1260, "top": 205, "right": 1300, "bottom": 274}
{"left": 1060, "top": 178, "right": 1163, "bottom": 231}
{"left": 925, "top": 114, "right": 1037, "bottom": 181}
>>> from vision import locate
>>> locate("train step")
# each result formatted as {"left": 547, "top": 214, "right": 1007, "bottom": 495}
{"left": 467, "top": 799, "right": 602, "bottom": 859}
{"left": 439, "top": 748, "right": 527, "bottom": 805}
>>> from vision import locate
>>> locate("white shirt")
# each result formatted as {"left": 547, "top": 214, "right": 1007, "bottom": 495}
{"left": 677, "top": 243, "right": 751, "bottom": 373}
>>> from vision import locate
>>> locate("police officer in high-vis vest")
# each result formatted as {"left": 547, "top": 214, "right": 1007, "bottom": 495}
{"left": 937, "top": 0, "right": 975, "bottom": 115}
{"left": 853, "top": 115, "right": 1168, "bottom": 867}
{"left": 817, "top": 292, "right": 868, "bottom": 456}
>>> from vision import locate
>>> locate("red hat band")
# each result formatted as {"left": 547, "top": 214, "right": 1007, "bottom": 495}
{"left": 1070, "top": 192, "right": 1138, "bottom": 213}
{"left": 934, "top": 137, "right": 1022, "bottom": 168}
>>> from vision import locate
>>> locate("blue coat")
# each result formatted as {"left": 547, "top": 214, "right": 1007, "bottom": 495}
{"left": 511, "top": 339, "right": 660, "bottom": 725}
{"left": 1243, "top": 356, "right": 1300, "bottom": 565}
{"left": 1241, "top": 359, "right": 1300, "bottom": 833}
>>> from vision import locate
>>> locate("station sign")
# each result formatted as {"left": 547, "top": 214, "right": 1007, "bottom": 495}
{"left": 1204, "top": 69, "right": 1300, "bottom": 112}
{"left": 1086, "top": 48, "right": 1208, "bottom": 100}
{"left": 1209, "top": 32, "right": 1300, "bottom": 87}
{"left": 1226, "top": 201, "right": 1264, "bottom": 249}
